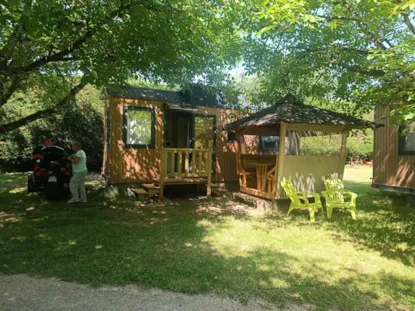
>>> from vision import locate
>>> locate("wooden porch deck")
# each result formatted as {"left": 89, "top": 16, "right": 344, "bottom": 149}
{"left": 158, "top": 143, "right": 213, "bottom": 199}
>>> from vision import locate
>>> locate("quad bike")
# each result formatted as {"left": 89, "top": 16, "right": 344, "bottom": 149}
{"left": 28, "top": 146, "right": 72, "bottom": 199}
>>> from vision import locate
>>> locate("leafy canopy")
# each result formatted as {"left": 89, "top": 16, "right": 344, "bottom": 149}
{"left": 243, "top": 0, "right": 415, "bottom": 122}
{"left": 0, "top": 0, "right": 242, "bottom": 134}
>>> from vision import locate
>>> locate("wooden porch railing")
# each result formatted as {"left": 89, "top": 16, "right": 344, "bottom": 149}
{"left": 159, "top": 141, "right": 213, "bottom": 199}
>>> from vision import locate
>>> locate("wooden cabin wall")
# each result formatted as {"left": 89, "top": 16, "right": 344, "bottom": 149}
{"left": 107, "top": 97, "right": 164, "bottom": 184}
{"left": 373, "top": 106, "right": 415, "bottom": 189}
{"left": 106, "top": 98, "right": 241, "bottom": 184}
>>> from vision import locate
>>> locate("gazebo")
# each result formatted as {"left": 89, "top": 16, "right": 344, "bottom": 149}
{"left": 223, "top": 94, "right": 373, "bottom": 203}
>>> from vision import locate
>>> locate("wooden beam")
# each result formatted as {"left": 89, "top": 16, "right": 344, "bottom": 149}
{"left": 277, "top": 122, "right": 287, "bottom": 198}
{"left": 339, "top": 130, "right": 349, "bottom": 178}
{"left": 159, "top": 148, "right": 165, "bottom": 199}
{"left": 206, "top": 140, "right": 213, "bottom": 197}
{"left": 236, "top": 130, "right": 243, "bottom": 187}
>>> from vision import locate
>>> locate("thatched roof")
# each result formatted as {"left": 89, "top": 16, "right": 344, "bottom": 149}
{"left": 224, "top": 94, "right": 373, "bottom": 131}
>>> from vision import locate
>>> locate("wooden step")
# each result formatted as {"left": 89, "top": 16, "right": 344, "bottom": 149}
{"left": 132, "top": 188, "right": 149, "bottom": 195}
{"left": 131, "top": 188, "right": 150, "bottom": 201}
{"left": 233, "top": 192, "right": 274, "bottom": 210}
{"left": 143, "top": 183, "right": 160, "bottom": 190}
{"left": 142, "top": 183, "right": 160, "bottom": 198}
{"left": 210, "top": 184, "right": 232, "bottom": 198}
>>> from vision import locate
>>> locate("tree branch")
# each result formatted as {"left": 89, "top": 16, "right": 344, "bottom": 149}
{"left": 342, "top": 1, "right": 390, "bottom": 50}
{"left": 1, "top": 0, "right": 156, "bottom": 107}
{"left": 0, "top": 80, "right": 87, "bottom": 135}
{"left": 0, "top": 78, "right": 21, "bottom": 108}
{"left": 402, "top": 12, "right": 415, "bottom": 35}
{"left": 19, "top": 0, "right": 152, "bottom": 74}
{"left": 316, "top": 15, "right": 358, "bottom": 22}
{"left": 339, "top": 64, "right": 386, "bottom": 77}
{"left": 301, "top": 45, "right": 372, "bottom": 55}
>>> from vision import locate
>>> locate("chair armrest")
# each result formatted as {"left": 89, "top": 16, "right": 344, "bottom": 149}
{"left": 297, "top": 192, "right": 320, "bottom": 198}
{"left": 296, "top": 195, "right": 310, "bottom": 205}
{"left": 344, "top": 191, "right": 357, "bottom": 199}
{"left": 321, "top": 191, "right": 328, "bottom": 198}
{"left": 344, "top": 191, "right": 358, "bottom": 204}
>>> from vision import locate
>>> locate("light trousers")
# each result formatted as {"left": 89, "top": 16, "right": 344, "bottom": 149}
{"left": 70, "top": 171, "right": 88, "bottom": 202}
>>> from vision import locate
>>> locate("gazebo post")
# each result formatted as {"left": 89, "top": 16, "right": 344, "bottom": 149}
{"left": 339, "top": 129, "right": 349, "bottom": 178}
{"left": 276, "top": 122, "right": 287, "bottom": 199}
{"left": 236, "top": 129, "right": 243, "bottom": 187}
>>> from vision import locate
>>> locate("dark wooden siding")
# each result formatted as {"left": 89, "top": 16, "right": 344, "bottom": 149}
{"left": 373, "top": 106, "right": 415, "bottom": 188}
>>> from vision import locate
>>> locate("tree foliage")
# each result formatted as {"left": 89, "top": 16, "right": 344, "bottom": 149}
{"left": 243, "top": 0, "right": 415, "bottom": 123}
{"left": 0, "top": 0, "right": 242, "bottom": 134}
{"left": 0, "top": 85, "right": 104, "bottom": 172}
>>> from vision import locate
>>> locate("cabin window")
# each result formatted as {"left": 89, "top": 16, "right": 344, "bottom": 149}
{"left": 123, "top": 106, "right": 155, "bottom": 148}
{"left": 227, "top": 131, "right": 237, "bottom": 142}
{"left": 399, "top": 123, "right": 415, "bottom": 155}
{"left": 259, "top": 136, "right": 279, "bottom": 153}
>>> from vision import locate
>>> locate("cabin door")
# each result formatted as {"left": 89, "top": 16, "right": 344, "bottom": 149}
{"left": 192, "top": 115, "right": 216, "bottom": 173}
{"left": 164, "top": 111, "right": 193, "bottom": 173}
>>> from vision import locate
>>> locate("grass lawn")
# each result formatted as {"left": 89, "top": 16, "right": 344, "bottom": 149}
{"left": 0, "top": 167, "right": 414, "bottom": 310}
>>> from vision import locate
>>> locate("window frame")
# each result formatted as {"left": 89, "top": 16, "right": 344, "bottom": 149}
{"left": 122, "top": 106, "right": 156, "bottom": 149}
{"left": 259, "top": 136, "right": 280, "bottom": 153}
{"left": 398, "top": 124, "right": 415, "bottom": 156}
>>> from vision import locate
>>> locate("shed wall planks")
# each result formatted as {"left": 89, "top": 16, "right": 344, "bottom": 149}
{"left": 373, "top": 106, "right": 415, "bottom": 189}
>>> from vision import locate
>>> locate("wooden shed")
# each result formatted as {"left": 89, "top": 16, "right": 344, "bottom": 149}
{"left": 102, "top": 85, "right": 249, "bottom": 198}
{"left": 223, "top": 94, "right": 373, "bottom": 202}
{"left": 372, "top": 105, "right": 415, "bottom": 195}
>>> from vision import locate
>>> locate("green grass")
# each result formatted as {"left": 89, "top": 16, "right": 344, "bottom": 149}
{"left": 0, "top": 167, "right": 414, "bottom": 310}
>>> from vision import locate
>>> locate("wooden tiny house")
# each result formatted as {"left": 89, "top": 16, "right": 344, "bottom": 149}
{"left": 372, "top": 105, "right": 415, "bottom": 194}
{"left": 102, "top": 85, "right": 243, "bottom": 198}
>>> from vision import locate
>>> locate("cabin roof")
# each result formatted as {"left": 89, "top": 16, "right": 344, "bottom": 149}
{"left": 106, "top": 86, "right": 187, "bottom": 103}
{"left": 105, "top": 85, "right": 233, "bottom": 109}
{"left": 224, "top": 94, "right": 374, "bottom": 130}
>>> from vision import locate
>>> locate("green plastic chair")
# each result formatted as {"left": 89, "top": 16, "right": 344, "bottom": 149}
{"left": 280, "top": 179, "right": 324, "bottom": 222}
{"left": 321, "top": 178, "right": 358, "bottom": 219}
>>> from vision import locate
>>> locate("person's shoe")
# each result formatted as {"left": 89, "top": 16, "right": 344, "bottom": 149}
{"left": 68, "top": 199, "right": 80, "bottom": 204}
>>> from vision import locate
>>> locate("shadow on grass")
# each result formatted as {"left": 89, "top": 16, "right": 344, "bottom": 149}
{"left": 0, "top": 175, "right": 414, "bottom": 310}
{"left": 323, "top": 180, "right": 415, "bottom": 267}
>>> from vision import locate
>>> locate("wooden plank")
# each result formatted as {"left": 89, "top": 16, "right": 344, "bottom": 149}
{"left": 206, "top": 140, "right": 213, "bottom": 197}
{"left": 164, "top": 148, "right": 207, "bottom": 152}
{"left": 191, "top": 149, "right": 195, "bottom": 176}
{"left": 271, "top": 154, "right": 279, "bottom": 205}
{"left": 198, "top": 150, "right": 202, "bottom": 175}
{"left": 185, "top": 151, "right": 189, "bottom": 177}
{"left": 240, "top": 186, "right": 274, "bottom": 200}
{"left": 277, "top": 122, "right": 287, "bottom": 198}
{"left": 170, "top": 150, "right": 175, "bottom": 177}
{"left": 163, "top": 177, "right": 208, "bottom": 184}
{"left": 177, "top": 151, "right": 183, "bottom": 176}
{"left": 132, "top": 188, "right": 149, "bottom": 195}
{"left": 159, "top": 148, "right": 165, "bottom": 199}
{"left": 339, "top": 130, "right": 349, "bottom": 177}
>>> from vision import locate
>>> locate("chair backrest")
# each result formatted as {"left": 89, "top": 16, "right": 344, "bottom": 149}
{"left": 280, "top": 179, "right": 301, "bottom": 205}
{"left": 324, "top": 178, "right": 345, "bottom": 202}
